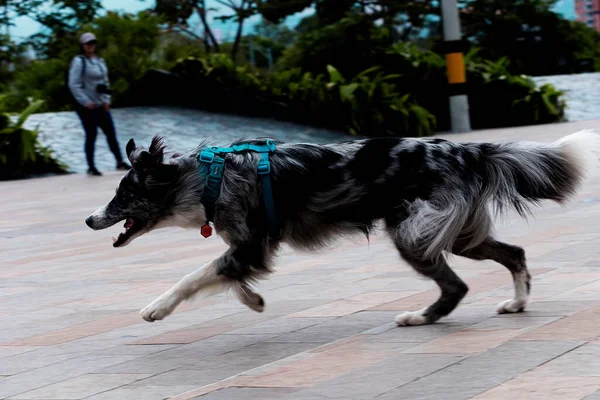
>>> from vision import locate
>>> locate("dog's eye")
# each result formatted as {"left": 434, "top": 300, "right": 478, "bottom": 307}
{"left": 116, "top": 191, "right": 133, "bottom": 202}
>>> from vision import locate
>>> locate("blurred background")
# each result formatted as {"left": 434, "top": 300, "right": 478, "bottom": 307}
{"left": 1, "top": 0, "right": 600, "bottom": 178}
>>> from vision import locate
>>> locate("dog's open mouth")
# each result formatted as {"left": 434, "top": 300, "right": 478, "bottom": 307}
{"left": 113, "top": 217, "right": 143, "bottom": 248}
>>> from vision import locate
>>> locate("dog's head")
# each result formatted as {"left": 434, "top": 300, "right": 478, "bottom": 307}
{"left": 85, "top": 136, "right": 184, "bottom": 247}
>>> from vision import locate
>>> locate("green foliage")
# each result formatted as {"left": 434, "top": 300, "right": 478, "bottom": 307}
{"left": 459, "top": 0, "right": 600, "bottom": 75}
{"left": 0, "top": 100, "right": 69, "bottom": 180}
{"left": 154, "top": 32, "right": 205, "bottom": 70}
{"left": 323, "top": 65, "right": 434, "bottom": 136}
{"left": 170, "top": 55, "right": 436, "bottom": 136}
{"left": 24, "top": 0, "right": 103, "bottom": 58}
{"left": 465, "top": 53, "right": 566, "bottom": 127}
{"left": 1, "top": 59, "right": 70, "bottom": 113}
{"left": 257, "top": 0, "right": 313, "bottom": 23}
{"left": 261, "top": 0, "right": 600, "bottom": 76}
{"left": 0, "top": 0, "right": 571, "bottom": 140}
{"left": 277, "top": 13, "right": 391, "bottom": 77}
{"left": 383, "top": 43, "right": 566, "bottom": 130}
{"left": 1, "top": 11, "right": 164, "bottom": 113}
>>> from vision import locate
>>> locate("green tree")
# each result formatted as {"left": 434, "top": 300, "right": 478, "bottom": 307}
{"left": 0, "top": 0, "right": 45, "bottom": 36}
{"left": 212, "top": 0, "right": 259, "bottom": 60}
{"left": 277, "top": 13, "right": 392, "bottom": 76}
{"left": 459, "top": 0, "right": 600, "bottom": 75}
{"left": 258, "top": 0, "right": 437, "bottom": 40}
{"left": 254, "top": 16, "right": 297, "bottom": 44}
{"left": 15, "top": 0, "right": 103, "bottom": 58}
{"left": 154, "top": 0, "right": 221, "bottom": 52}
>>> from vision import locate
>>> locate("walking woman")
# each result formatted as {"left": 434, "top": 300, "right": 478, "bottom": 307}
{"left": 68, "top": 32, "right": 130, "bottom": 176}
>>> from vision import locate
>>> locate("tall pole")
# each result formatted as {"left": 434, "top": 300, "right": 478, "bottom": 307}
{"left": 441, "top": 0, "right": 471, "bottom": 133}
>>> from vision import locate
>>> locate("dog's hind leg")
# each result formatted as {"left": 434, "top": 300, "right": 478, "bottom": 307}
{"left": 392, "top": 250, "right": 469, "bottom": 326}
{"left": 386, "top": 205, "right": 469, "bottom": 326}
{"left": 453, "top": 238, "right": 530, "bottom": 314}
{"left": 387, "top": 219, "right": 468, "bottom": 325}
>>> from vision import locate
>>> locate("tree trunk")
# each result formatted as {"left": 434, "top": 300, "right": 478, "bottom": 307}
{"left": 231, "top": 13, "right": 246, "bottom": 61}
{"left": 195, "top": 1, "right": 220, "bottom": 53}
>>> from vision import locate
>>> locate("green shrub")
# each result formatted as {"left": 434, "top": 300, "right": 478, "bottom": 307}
{"left": 383, "top": 43, "right": 566, "bottom": 131}
{"left": 276, "top": 13, "right": 391, "bottom": 77}
{"left": 465, "top": 53, "right": 566, "bottom": 127}
{"left": 0, "top": 59, "right": 70, "bottom": 113}
{"left": 154, "top": 33, "right": 205, "bottom": 71}
{"left": 170, "top": 55, "right": 435, "bottom": 137}
{"left": 0, "top": 100, "right": 70, "bottom": 180}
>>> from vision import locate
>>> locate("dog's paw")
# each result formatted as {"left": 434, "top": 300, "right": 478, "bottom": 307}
{"left": 245, "top": 293, "right": 265, "bottom": 313}
{"left": 497, "top": 298, "right": 527, "bottom": 314}
{"left": 395, "top": 309, "right": 429, "bottom": 326}
{"left": 140, "top": 294, "right": 178, "bottom": 322}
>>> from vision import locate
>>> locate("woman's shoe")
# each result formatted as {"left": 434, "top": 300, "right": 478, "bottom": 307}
{"left": 116, "top": 161, "right": 131, "bottom": 171}
{"left": 87, "top": 167, "right": 102, "bottom": 176}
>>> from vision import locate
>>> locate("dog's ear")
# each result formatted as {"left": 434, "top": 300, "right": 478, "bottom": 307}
{"left": 149, "top": 136, "right": 166, "bottom": 164}
{"left": 131, "top": 136, "right": 167, "bottom": 172}
{"left": 126, "top": 138, "right": 137, "bottom": 163}
{"left": 135, "top": 151, "right": 161, "bottom": 172}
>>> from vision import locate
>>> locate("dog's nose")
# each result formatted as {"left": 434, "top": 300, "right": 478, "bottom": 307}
{"left": 85, "top": 216, "right": 94, "bottom": 228}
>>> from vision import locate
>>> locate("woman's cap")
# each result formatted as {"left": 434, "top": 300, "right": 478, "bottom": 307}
{"left": 79, "top": 32, "right": 97, "bottom": 44}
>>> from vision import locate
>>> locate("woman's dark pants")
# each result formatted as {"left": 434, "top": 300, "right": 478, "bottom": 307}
{"left": 75, "top": 105, "right": 123, "bottom": 170}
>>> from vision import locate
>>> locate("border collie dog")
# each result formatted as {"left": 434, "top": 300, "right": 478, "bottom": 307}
{"left": 85, "top": 131, "right": 599, "bottom": 326}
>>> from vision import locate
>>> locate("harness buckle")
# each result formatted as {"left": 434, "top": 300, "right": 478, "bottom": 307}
{"left": 209, "top": 164, "right": 223, "bottom": 176}
{"left": 257, "top": 159, "right": 270, "bottom": 175}
{"left": 199, "top": 150, "right": 214, "bottom": 163}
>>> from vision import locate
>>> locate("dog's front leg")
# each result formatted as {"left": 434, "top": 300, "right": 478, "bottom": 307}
{"left": 140, "top": 257, "right": 229, "bottom": 322}
{"left": 140, "top": 243, "right": 271, "bottom": 322}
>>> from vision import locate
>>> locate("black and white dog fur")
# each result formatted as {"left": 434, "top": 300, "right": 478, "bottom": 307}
{"left": 85, "top": 130, "right": 599, "bottom": 326}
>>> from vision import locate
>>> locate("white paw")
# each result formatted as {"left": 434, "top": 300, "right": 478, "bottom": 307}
{"left": 497, "top": 298, "right": 527, "bottom": 314}
{"left": 140, "top": 294, "right": 179, "bottom": 322}
{"left": 395, "top": 309, "right": 429, "bottom": 326}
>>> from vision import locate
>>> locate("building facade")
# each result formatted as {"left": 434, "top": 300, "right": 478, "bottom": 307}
{"left": 576, "top": 0, "right": 600, "bottom": 31}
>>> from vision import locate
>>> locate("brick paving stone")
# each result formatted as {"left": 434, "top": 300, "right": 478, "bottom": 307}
{"left": 290, "top": 353, "right": 467, "bottom": 399}
{"left": 3, "top": 118, "right": 600, "bottom": 399}
{"left": 473, "top": 375, "right": 600, "bottom": 400}
{"left": 193, "top": 387, "right": 302, "bottom": 399}
{"left": 231, "top": 341, "right": 393, "bottom": 388}
{"left": 516, "top": 306, "right": 600, "bottom": 341}
{"left": 0, "top": 354, "right": 144, "bottom": 398}
{"left": 10, "top": 373, "right": 150, "bottom": 400}
{"left": 86, "top": 385, "right": 201, "bottom": 400}
{"left": 377, "top": 383, "right": 489, "bottom": 400}
{"left": 401, "top": 340, "right": 583, "bottom": 390}
{"left": 403, "top": 328, "right": 524, "bottom": 354}
{"left": 526, "top": 343, "right": 600, "bottom": 377}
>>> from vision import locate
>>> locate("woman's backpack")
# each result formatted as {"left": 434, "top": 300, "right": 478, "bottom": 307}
{"left": 65, "top": 55, "right": 86, "bottom": 104}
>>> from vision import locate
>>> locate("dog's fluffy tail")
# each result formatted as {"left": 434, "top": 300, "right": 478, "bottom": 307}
{"left": 482, "top": 129, "right": 600, "bottom": 218}
{"left": 397, "top": 130, "right": 600, "bottom": 262}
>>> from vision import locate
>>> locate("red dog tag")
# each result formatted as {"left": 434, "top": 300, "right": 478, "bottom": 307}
{"left": 200, "top": 224, "right": 213, "bottom": 238}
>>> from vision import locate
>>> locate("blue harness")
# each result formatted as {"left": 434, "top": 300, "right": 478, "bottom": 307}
{"left": 198, "top": 140, "right": 279, "bottom": 239}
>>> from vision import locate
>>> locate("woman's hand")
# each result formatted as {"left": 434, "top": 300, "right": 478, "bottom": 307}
{"left": 103, "top": 103, "right": 110, "bottom": 111}
{"left": 86, "top": 102, "right": 95, "bottom": 110}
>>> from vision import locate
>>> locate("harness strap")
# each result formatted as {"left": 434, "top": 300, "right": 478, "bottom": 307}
{"left": 199, "top": 140, "right": 279, "bottom": 239}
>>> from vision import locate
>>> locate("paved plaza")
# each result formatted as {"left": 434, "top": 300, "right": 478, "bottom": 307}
{"left": 2, "top": 120, "right": 600, "bottom": 399}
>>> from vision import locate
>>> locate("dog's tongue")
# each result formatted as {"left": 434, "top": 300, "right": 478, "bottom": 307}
{"left": 124, "top": 218, "right": 134, "bottom": 229}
